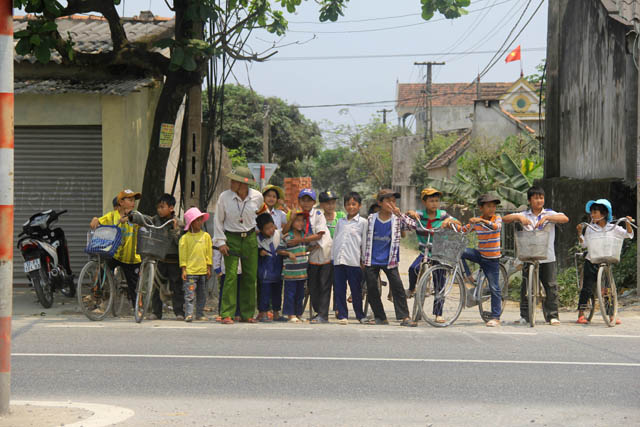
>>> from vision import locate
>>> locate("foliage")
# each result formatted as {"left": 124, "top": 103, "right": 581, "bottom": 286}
{"left": 415, "top": 133, "right": 542, "bottom": 207}
{"left": 205, "top": 84, "right": 322, "bottom": 184}
{"left": 557, "top": 266, "right": 580, "bottom": 308}
{"left": 299, "top": 146, "right": 356, "bottom": 197}
{"left": 613, "top": 240, "right": 637, "bottom": 290}
{"left": 525, "top": 59, "right": 546, "bottom": 105}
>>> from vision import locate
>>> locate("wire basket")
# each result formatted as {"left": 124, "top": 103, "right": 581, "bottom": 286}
{"left": 137, "top": 226, "right": 178, "bottom": 260}
{"left": 85, "top": 225, "right": 122, "bottom": 257}
{"left": 515, "top": 229, "right": 550, "bottom": 262}
{"left": 431, "top": 230, "right": 467, "bottom": 266}
{"left": 586, "top": 231, "right": 624, "bottom": 264}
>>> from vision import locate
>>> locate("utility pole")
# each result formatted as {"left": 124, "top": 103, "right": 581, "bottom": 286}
{"left": 262, "top": 104, "right": 271, "bottom": 162}
{"left": 377, "top": 108, "right": 392, "bottom": 124}
{"left": 0, "top": 0, "right": 13, "bottom": 415}
{"left": 414, "top": 61, "right": 445, "bottom": 147}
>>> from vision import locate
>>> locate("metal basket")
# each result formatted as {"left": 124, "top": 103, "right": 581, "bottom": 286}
{"left": 586, "top": 231, "right": 624, "bottom": 264}
{"left": 515, "top": 229, "right": 550, "bottom": 262}
{"left": 85, "top": 225, "right": 122, "bottom": 257}
{"left": 431, "top": 230, "right": 467, "bottom": 266}
{"left": 136, "top": 226, "right": 178, "bottom": 260}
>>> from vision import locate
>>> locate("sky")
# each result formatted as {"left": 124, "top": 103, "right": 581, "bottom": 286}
{"left": 58, "top": 0, "right": 549, "bottom": 129}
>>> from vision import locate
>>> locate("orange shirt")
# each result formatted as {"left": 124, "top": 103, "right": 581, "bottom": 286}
{"left": 463, "top": 215, "right": 502, "bottom": 259}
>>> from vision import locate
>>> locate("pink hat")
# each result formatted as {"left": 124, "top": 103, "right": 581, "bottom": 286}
{"left": 184, "top": 207, "right": 210, "bottom": 231}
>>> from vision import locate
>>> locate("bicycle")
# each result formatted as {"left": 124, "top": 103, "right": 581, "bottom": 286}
{"left": 514, "top": 225, "right": 553, "bottom": 327}
{"left": 578, "top": 218, "right": 636, "bottom": 327}
{"left": 412, "top": 223, "right": 508, "bottom": 327}
{"left": 77, "top": 226, "right": 122, "bottom": 321}
{"left": 130, "top": 211, "right": 176, "bottom": 323}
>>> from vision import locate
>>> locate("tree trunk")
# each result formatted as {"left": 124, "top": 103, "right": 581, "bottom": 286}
{"left": 139, "top": 72, "right": 194, "bottom": 214}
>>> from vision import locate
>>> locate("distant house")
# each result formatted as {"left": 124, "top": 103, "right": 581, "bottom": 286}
{"left": 12, "top": 13, "right": 173, "bottom": 282}
{"left": 395, "top": 78, "right": 543, "bottom": 134}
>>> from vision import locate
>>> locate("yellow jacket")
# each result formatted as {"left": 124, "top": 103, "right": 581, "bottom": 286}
{"left": 179, "top": 230, "right": 212, "bottom": 275}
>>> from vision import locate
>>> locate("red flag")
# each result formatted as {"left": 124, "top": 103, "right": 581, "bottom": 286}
{"left": 505, "top": 45, "right": 521, "bottom": 63}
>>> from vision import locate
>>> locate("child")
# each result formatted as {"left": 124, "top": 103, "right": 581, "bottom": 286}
{"left": 278, "top": 212, "right": 309, "bottom": 323}
{"left": 90, "top": 189, "right": 142, "bottom": 307}
{"left": 262, "top": 185, "right": 288, "bottom": 230}
{"left": 130, "top": 194, "right": 185, "bottom": 320}
{"left": 284, "top": 189, "right": 331, "bottom": 323}
{"left": 256, "top": 213, "right": 284, "bottom": 322}
{"left": 213, "top": 248, "right": 241, "bottom": 322}
{"left": 461, "top": 194, "right": 503, "bottom": 327}
{"left": 576, "top": 199, "right": 634, "bottom": 325}
{"left": 406, "top": 188, "right": 458, "bottom": 299}
{"left": 179, "top": 207, "right": 213, "bottom": 322}
{"left": 362, "top": 189, "right": 417, "bottom": 327}
{"left": 319, "top": 190, "right": 347, "bottom": 238}
{"left": 332, "top": 192, "right": 368, "bottom": 325}
{"left": 503, "top": 186, "right": 568, "bottom": 326}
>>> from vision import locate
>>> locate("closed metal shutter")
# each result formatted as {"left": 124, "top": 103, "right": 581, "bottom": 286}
{"left": 13, "top": 126, "right": 102, "bottom": 284}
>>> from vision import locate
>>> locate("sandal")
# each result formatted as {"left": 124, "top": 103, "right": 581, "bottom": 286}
{"left": 374, "top": 318, "right": 389, "bottom": 325}
{"left": 576, "top": 316, "right": 588, "bottom": 324}
{"left": 486, "top": 319, "right": 500, "bottom": 327}
{"left": 221, "top": 317, "right": 234, "bottom": 324}
{"left": 288, "top": 317, "right": 301, "bottom": 323}
{"left": 400, "top": 318, "right": 417, "bottom": 327}
{"left": 242, "top": 317, "right": 258, "bottom": 323}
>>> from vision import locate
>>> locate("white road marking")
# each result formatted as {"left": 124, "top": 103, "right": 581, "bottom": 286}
{"left": 151, "top": 325, "right": 207, "bottom": 329}
{"left": 44, "top": 324, "right": 105, "bottom": 328}
{"left": 474, "top": 331, "right": 538, "bottom": 336}
{"left": 11, "top": 353, "right": 640, "bottom": 367}
{"left": 10, "top": 400, "right": 134, "bottom": 427}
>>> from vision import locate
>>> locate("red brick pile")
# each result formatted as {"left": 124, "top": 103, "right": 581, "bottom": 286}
{"left": 284, "top": 177, "right": 312, "bottom": 210}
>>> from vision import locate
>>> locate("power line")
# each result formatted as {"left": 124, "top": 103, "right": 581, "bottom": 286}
{"left": 269, "top": 47, "right": 545, "bottom": 61}
{"left": 285, "top": 0, "right": 518, "bottom": 34}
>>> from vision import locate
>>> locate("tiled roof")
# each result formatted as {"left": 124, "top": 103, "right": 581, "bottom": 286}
{"left": 14, "top": 78, "right": 158, "bottom": 95}
{"left": 425, "top": 129, "right": 472, "bottom": 170}
{"left": 397, "top": 82, "right": 513, "bottom": 109}
{"left": 14, "top": 14, "right": 174, "bottom": 64}
{"left": 499, "top": 108, "right": 536, "bottom": 134}
{"left": 601, "top": 0, "right": 640, "bottom": 25}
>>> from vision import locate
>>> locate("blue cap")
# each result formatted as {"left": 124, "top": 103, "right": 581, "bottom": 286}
{"left": 585, "top": 199, "right": 613, "bottom": 222}
{"left": 298, "top": 188, "right": 316, "bottom": 201}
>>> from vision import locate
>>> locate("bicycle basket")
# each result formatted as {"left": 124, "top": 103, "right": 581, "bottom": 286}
{"left": 136, "top": 226, "right": 177, "bottom": 260}
{"left": 515, "top": 229, "right": 550, "bottom": 262}
{"left": 431, "top": 231, "right": 467, "bottom": 265}
{"left": 586, "top": 231, "right": 623, "bottom": 264}
{"left": 85, "top": 225, "right": 122, "bottom": 257}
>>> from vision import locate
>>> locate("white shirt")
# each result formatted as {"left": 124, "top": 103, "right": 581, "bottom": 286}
{"left": 269, "top": 208, "right": 287, "bottom": 231}
{"left": 213, "top": 188, "right": 264, "bottom": 247}
{"left": 332, "top": 214, "right": 368, "bottom": 267}
{"left": 258, "top": 229, "right": 282, "bottom": 252}
{"left": 520, "top": 208, "right": 562, "bottom": 263}
{"left": 306, "top": 207, "right": 332, "bottom": 265}
{"left": 582, "top": 222, "right": 634, "bottom": 262}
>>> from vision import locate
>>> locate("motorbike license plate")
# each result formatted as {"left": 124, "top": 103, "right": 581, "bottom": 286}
{"left": 23, "top": 258, "right": 41, "bottom": 273}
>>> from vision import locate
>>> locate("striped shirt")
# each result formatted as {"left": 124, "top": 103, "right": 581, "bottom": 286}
{"left": 279, "top": 231, "right": 308, "bottom": 280}
{"left": 362, "top": 213, "right": 416, "bottom": 268}
{"left": 463, "top": 215, "right": 502, "bottom": 259}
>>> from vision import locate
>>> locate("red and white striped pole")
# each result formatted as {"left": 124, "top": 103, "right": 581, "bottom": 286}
{"left": 0, "top": 0, "right": 13, "bottom": 415}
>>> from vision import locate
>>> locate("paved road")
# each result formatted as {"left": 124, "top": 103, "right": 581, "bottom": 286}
{"left": 10, "top": 312, "right": 640, "bottom": 426}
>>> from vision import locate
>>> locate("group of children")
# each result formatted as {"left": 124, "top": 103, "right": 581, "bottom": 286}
{"left": 92, "top": 181, "right": 635, "bottom": 327}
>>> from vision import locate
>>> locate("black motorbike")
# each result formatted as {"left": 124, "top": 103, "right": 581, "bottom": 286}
{"left": 17, "top": 209, "right": 75, "bottom": 308}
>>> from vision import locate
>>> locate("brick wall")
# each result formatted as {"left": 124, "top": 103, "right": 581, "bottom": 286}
{"left": 284, "top": 177, "right": 312, "bottom": 210}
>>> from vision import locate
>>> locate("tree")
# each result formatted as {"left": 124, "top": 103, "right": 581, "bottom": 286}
{"left": 206, "top": 84, "right": 322, "bottom": 183}
{"left": 410, "top": 131, "right": 464, "bottom": 186}
{"left": 13, "top": 0, "right": 473, "bottom": 212}
{"left": 525, "top": 59, "right": 546, "bottom": 105}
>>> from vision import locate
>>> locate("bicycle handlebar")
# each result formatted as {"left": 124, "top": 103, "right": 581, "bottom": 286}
{"left": 128, "top": 210, "right": 175, "bottom": 230}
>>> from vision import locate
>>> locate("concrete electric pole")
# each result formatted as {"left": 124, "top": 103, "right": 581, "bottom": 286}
{"left": 377, "top": 108, "right": 392, "bottom": 124}
{"left": 414, "top": 61, "right": 445, "bottom": 147}
{"left": 0, "top": 0, "right": 13, "bottom": 415}
{"left": 262, "top": 104, "right": 271, "bottom": 162}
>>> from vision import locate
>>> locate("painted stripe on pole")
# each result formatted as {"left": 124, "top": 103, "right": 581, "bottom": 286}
{"left": 0, "top": 148, "right": 13, "bottom": 206}
{"left": 0, "top": 36, "right": 12, "bottom": 94}
{"left": 0, "top": 94, "right": 13, "bottom": 149}
{"left": 0, "top": 263, "right": 10, "bottom": 317}
{"left": 0, "top": 317, "right": 9, "bottom": 372}
{"left": 0, "top": 3, "right": 10, "bottom": 36}
{"left": 0, "top": 205, "right": 12, "bottom": 260}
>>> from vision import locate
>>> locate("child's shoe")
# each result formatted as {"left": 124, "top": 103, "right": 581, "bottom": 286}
{"left": 338, "top": 318, "right": 348, "bottom": 325}
{"left": 610, "top": 316, "right": 622, "bottom": 325}
{"left": 176, "top": 315, "right": 185, "bottom": 321}
{"left": 267, "top": 311, "right": 274, "bottom": 320}
{"left": 486, "top": 318, "right": 500, "bottom": 327}
{"left": 196, "top": 316, "right": 209, "bottom": 321}
{"left": 185, "top": 315, "right": 193, "bottom": 323}
{"left": 435, "top": 316, "right": 445, "bottom": 324}
{"left": 549, "top": 318, "right": 560, "bottom": 326}
{"left": 514, "top": 317, "right": 527, "bottom": 325}
{"left": 576, "top": 315, "right": 588, "bottom": 324}
{"left": 215, "top": 315, "right": 222, "bottom": 322}
{"left": 288, "top": 316, "right": 301, "bottom": 323}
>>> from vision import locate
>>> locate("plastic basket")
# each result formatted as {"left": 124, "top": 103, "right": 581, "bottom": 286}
{"left": 85, "top": 225, "right": 122, "bottom": 257}
{"left": 515, "top": 229, "right": 550, "bottom": 262}
{"left": 136, "top": 226, "right": 177, "bottom": 260}
{"left": 586, "top": 231, "right": 623, "bottom": 264}
{"left": 431, "top": 231, "right": 467, "bottom": 266}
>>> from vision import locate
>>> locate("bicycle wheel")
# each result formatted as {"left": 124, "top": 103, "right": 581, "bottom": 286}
{"left": 111, "top": 266, "right": 130, "bottom": 317}
{"left": 527, "top": 264, "right": 538, "bottom": 327}
{"left": 418, "top": 264, "right": 464, "bottom": 327}
{"left": 134, "top": 260, "right": 155, "bottom": 323}
{"left": 597, "top": 265, "right": 618, "bottom": 327}
{"left": 77, "top": 259, "right": 114, "bottom": 321}
{"left": 477, "top": 264, "right": 508, "bottom": 322}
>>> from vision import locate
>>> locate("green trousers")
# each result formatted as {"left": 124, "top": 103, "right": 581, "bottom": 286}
{"left": 221, "top": 231, "right": 258, "bottom": 319}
